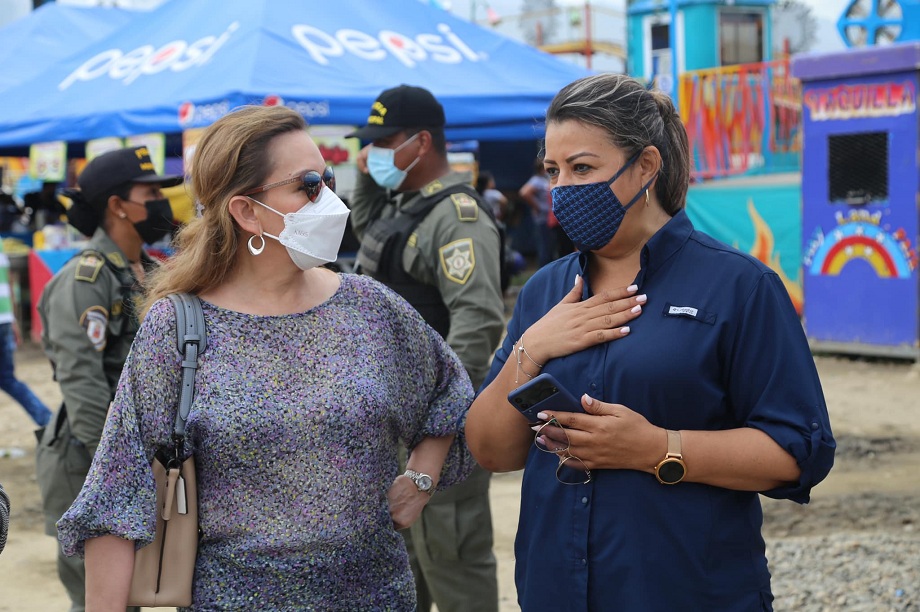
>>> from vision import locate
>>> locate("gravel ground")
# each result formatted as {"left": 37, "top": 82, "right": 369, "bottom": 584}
{"left": 764, "top": 435, "right": 920, "bottom": 612}
{"left": 768, "top": 532, "right": 919, "bottom": 611}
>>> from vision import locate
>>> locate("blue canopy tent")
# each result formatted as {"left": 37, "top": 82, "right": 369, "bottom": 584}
{"left": 0, "top": 0, "right": 592, "bottom": 146}
{"left": 0, "top": 3, "right": 138, "bottom": 93}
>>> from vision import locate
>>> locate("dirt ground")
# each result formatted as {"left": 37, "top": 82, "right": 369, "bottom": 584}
{"left": 0, "top": 341, "right": 918, "bottom": 611}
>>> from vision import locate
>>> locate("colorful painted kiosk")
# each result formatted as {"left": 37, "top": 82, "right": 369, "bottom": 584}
{"left": 792, "top": 42, "right": 919, "bottom": 359}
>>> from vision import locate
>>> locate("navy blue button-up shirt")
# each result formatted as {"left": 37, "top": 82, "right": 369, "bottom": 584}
{"left": 484, "top": 211, "right": 835, "bottom": 611}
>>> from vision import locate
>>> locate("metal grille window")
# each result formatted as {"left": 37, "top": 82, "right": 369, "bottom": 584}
{"left": 719, "top": 11, "right": 764, "bottom": 66}
{"left": 651, "top": 23, "right": 670, "bottom": 51}
{"left": 828, "top": 132, "right": 889, "bottom": 205}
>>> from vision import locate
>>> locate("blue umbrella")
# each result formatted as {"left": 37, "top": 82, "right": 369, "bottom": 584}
{"left": 0, "top": 0, "right": 592, "bottom": 145}
{"left": 0, "top": 3, "right": 138, "bottom": 92}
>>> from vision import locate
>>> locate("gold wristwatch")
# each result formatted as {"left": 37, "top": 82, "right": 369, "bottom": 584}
{"left": 654, "top": 429, "right": 687, "bottom": 485}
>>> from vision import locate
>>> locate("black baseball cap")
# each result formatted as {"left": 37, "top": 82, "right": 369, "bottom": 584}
{"left": 78, "top": 146, "right": 182, "bottom": 205}
{"left": 346, "top": 84, "right": 446, "bottom": 140}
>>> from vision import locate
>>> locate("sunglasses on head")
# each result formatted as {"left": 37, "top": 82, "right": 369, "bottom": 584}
{"left": 243, "top": 166, "right": 336, "bottom": 202}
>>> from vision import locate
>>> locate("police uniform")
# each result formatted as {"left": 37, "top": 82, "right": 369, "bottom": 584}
{"left": 351, "top": 169, "right": 505, "bottom": 612}
{"left": 35, "top": 228, "right": 149, "bottom": 612}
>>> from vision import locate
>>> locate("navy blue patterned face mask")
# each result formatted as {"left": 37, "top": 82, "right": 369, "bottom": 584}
{"left": 551, "top": 152, "right": 657, "bottom": 252}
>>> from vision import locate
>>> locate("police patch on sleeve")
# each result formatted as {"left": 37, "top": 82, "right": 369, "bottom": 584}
{"left": 79, "top": 306, "right": 109, "bottom": 352}
{"left": 439, "top": 238, "right": 476, "bottom": 284}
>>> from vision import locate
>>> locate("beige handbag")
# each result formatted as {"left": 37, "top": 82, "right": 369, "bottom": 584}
{"left": 128, "top": 455, "right": 198, "bottom": 607}
{"left": 128, "top": 293, "right": 206, "bottom": 608}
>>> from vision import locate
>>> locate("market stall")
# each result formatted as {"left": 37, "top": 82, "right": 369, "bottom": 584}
{"left": 793, "top": 42, "right": 920, "bottom": 358}
{"left": 0, "top": 0, "right": 592, "bottom": 146}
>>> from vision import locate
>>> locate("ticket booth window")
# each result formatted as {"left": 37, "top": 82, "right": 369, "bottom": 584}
{"left": 720, "top": 12, "right": 764, "bottom": 66}
{"left": 828, "top": 131, "right": 889, "bottom": 205}
{"left": 650, "top": 23, "right": 674, "bottom": 94}
{"left": 651, "top": 23, "right": 670, "bottom": 52}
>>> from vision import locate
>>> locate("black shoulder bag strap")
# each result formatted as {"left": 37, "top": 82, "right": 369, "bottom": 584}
{"left": 166, "top": 293, "right": 207, "bottom": 444}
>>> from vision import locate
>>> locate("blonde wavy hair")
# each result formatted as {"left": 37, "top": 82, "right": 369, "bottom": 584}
{"left": 141, "top": 105, "right": 306, "bottom": 317}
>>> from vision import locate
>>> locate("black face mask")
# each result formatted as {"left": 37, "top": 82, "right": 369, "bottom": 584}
{"left": 132, "top": 198, "right": 174, "bottom": 245}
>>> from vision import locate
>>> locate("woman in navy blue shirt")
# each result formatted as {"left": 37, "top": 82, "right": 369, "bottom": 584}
{"left": 466, "top": 74, "right": 835, "bottom": 611}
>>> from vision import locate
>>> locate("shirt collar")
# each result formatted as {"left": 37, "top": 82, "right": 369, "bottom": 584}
{"left": 397, "top": 171, "right": 474, "bottom": 208}
{"left": 87, "top": 227, "right": 153, "bottom": 269}
{"left": 576, "top": 209, "right": 694, "bottom": 292}
{"left": 640, "top": 209, "right": 693, "bottom": 278}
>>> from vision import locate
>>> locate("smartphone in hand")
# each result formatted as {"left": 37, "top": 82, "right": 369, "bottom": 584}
{"left": 507, "top": 373, "right": 583, "bottom": 422}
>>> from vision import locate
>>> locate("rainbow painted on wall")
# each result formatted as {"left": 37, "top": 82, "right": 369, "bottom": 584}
{"left": 804, "top": 210, "right": 917, "bottom": 278}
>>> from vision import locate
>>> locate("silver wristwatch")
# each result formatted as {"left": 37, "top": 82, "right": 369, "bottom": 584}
{"left": 403, "top": 469, "right": 434, "bottom": 495}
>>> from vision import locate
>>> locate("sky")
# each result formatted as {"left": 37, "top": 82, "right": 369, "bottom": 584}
{"left": 0, "top": 0, "right": 858, "bottom": 52}
{"left": 796, "top": 0, "right": 851, "bottom": 51}
{"left": 448, "top": 0, "right": 852, "bottom": 52}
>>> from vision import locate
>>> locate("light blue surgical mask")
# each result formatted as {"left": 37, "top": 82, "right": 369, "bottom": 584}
{"left": 367, "top": 133, "right": 421, "bottom": 190}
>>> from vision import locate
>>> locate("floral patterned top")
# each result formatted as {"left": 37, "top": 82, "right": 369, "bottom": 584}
{"left": 58, "top": 274, "right": 475, "bottom": 611}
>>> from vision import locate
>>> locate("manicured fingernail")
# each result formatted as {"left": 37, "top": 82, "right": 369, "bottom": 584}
{"left": 620, "top": 326, "right": 631, "bottom": 335}
{"left": 636, "top": 294, "right": 647, "bottom": 304}
{"left": 631, "top": 305, "right": 642, "bottom": 314}
{"left": 574, "top": 274, "right": 581, "bottom": 287}
{"left": 536, "top": 412, "right": 549, "bottom": 421}
{"left": 582, "top": 394, "right": 594, "bottom": 406}
{"left": 531, "top": 425, "right": 542, "bottom": 431}
{"left": 627, "top": 284, "right": 638, "bottom": 292}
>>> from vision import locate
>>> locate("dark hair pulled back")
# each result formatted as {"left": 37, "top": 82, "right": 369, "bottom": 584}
{"left": 545, "top": 73, "right": 690, "bottom": 214}
{"left": 62, "top": 181, "right": 132, "bottom": 236}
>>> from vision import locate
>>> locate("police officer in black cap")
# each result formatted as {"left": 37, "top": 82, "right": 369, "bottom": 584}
{"left": 35, "top": 146, "right": 181, "bottom": 612}
{"left": 348, "top": 85, "right": 503, "bottom": 612}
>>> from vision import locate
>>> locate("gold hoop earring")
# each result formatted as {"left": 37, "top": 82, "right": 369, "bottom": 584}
{"left": 645, "top": 190, "right": 650, "bottom": 207}
{"left": 248, "top": 234, "right": 265, "bottom": 256}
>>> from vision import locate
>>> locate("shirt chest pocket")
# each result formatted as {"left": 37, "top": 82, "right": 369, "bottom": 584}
{"left": 661, "top": 302, "right": 717, "bottom": 326}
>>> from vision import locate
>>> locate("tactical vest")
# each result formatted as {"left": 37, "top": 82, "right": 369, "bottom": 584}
{"left": 357, "top": 184, "right": 503, "bottom": 339}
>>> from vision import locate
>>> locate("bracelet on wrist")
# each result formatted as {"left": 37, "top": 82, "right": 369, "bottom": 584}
{"left": 514, "top": 335, "right": 543, "bottom": 384}
{"left": 519, "top": 334, "right": 545, "bottom": 369}
{"left": 514, "top": 340, "right": 533, "bottom": 384}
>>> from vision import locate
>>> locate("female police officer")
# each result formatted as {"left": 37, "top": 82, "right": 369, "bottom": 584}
{"left": 35, "top": 146, "right": 181, "bottom": 612}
